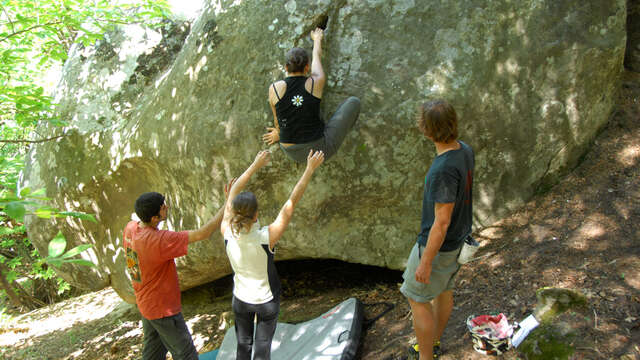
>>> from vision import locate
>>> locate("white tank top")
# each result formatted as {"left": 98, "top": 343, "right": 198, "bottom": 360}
{"left": 224, "top": 221, "right": 280, "bottom": 304}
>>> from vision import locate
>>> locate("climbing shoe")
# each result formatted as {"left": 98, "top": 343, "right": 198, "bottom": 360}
{"left": 407, "top": 342, "right": 441, "bottom": 359}
{"left": 407, "top": 344, "right": 419, "bottom": 359}
{"left": 434, "top": 340, "right": 442, "bottom": 357}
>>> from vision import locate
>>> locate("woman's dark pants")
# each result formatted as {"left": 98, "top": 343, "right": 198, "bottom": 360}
{"left": 232, "top": 295, "right": 280, "bottom": 360}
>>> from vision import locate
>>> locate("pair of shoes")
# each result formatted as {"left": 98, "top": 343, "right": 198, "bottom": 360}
{"left": 408, "top": 342, "right": 441, "bottom": 359}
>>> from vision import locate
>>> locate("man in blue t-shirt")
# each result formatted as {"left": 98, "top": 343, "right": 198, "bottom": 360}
{"left": 400, "top": 99, "right": 474, "bottom": 359}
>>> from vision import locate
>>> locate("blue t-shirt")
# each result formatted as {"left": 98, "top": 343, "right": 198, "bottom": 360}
{"left": 417, "top": 140, "right": 474, "bottom": 251}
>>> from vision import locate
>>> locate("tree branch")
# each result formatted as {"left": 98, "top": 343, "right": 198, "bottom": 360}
{"left": 0, "top": 4, "right": 15, "bottom": 34}
{"left": 0, "top": 135, "right": 65, "bottom": 144}
{"left": 0, "top": 21, "right": 63, "bottom": 43}
{"left": 0, "top": 261, "right": 27, "bottom": 309}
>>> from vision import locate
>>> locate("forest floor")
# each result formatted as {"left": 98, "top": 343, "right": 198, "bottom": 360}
{"left": 1, "top": 71, "right": 639, "bottom": 360}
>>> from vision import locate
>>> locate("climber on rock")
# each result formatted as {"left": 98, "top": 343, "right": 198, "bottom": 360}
{"left": 262, "top": 27, "right": 361, "bottom": 163}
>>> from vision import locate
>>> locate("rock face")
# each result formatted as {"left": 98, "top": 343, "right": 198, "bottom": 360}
{"left": 626, "top": 0, "right": 640, "bottom": 71}
{"left": 517, "top": 288, "right": 588, "bottom": 360}
{"left": 22, "top": 0, "right": 626, "bottom": 303}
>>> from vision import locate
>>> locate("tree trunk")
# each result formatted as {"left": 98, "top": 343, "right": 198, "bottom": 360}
{"left": 0, "top": 262, "right": 23, "bottom": 309}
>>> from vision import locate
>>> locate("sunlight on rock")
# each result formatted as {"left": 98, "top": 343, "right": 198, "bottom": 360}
{"left": 103, "top": 70, "right": 129, "bottom": 92}
{"left": 478, "top": 226, "right": 503, "bottom": 239}
{"left": 91, "top": 201, "right": 101, "bottom": 215}
{"left": 578, "top": 221, "right": 604, "bottom": 240}
{"left": 514, "top": 18, "right": 526, "bottom": 36}
{"left": 505, "top": 57, "right": 521, "bottom": 75}
{"left": 155, "top": 70, "right": 171, "bottom": 89}
{"left": 64, "top": 215, "right": 81, "bottom": 230}
{"left": 530, "top": 224, "right": 552, "bottom": 243}
{"left": 164, "top": 217, "right": 177, "bottom": 231}
{"left": 185, "top": 65, "right": 195, "bottom": 81}
{"left": 565, "top": 93, "right": 580, "bottom": 129}
{"left": 195, "top": 55, "right": 208, "bottom": 77}
{"left": 371, "top": 85, "right": 384, "bottom": 96}
{"left": 618, "top": 144, "right": 640, "bottom": 166}
{"left": 540, "top": 100, "right": 565, "bottom": 120}
{"left": 478, "top": 188, "right": 494, "bottom": 219}
{"left": 613, "top": 199, "right": 631, "bottom": 221}
{"left": 166, "top": 0, "right": 205, "bottom": 19}
{"left": 120, "top": 25, "right": 161, "bottom": 63}
{"left": 488, "top": 256, "right": 505, "bottom": 269}
{"left": 209, "top": 0, "right": 244, "bottom": 15}
{"left": 416, "top": 66, "right": 448, "bottom": 96}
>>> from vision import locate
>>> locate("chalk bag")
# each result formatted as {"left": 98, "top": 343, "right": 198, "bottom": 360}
{"left": 466, "top": 313, "right": 516, "bottom": 356}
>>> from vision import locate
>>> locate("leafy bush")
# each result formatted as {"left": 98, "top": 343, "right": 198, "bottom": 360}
{"left": 0, "top": 0, "right": 170, "bottom": 311}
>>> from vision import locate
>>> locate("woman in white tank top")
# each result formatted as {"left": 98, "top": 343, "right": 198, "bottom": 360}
{"left": 220, "top": 149, "right": 324, "bottom": 360}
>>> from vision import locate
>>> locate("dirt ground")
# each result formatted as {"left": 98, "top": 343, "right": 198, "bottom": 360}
{"left": 1, "top": 71, "right": 639, "bottom": 360}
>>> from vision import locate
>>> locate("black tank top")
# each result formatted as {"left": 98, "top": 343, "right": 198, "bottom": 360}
{"left": 274, "top": 76, "right": 324, "bottom": 143}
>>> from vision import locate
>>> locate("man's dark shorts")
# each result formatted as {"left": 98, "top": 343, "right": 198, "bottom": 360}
{"left": 400, "top": 242, "right": 461, "bottom": 303}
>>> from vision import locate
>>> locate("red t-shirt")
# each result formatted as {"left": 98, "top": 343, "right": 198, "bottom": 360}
{"left": 123, "top": 221, "right": 189, "bottom": 320}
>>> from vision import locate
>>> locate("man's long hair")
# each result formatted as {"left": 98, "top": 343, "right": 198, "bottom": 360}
{"left": 417, "top": 100, "right": 458, "bottom": 143}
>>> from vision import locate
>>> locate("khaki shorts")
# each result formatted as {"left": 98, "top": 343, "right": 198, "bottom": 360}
{"left": 400, "top": 243, "right": 461, "bottom": 303}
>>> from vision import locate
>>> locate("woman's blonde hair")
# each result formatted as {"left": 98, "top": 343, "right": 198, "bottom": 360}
{"left": 231, "top": 191, "right": 258, "bottom": 235}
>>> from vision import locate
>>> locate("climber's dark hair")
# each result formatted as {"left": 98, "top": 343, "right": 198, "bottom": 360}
{"left": 285, "top": 47, "right": 309, "bottom": 73}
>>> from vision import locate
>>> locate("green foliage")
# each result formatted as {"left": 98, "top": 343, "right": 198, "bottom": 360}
{"left": 0, "top": 0, "right": 170, "bottom": 132}
{"left": 0, "top": 184, "right": 97, "bottom": 223}
{"left": 0, "top": 306, "right": 12, "bottom": 326}
{"left": 0, "top": 0, "right": 170, "bottom": 310}
{"left": 0, "top": 209, "right": 96, "bottom": 309}
{"left": 47, "top": 232, "right": 67, "bottom": 258}
{"left": 43, "top": 231, "right": 95, "bottom": 268}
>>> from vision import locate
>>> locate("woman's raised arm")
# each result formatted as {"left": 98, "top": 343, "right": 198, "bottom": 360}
{"left": 309, "top": 28, "right": 326, "bottom": 98}
{"left": 221, "top": 150, "right": 271, "bottom": 235}
{"left": 268, "top": 150, "right": 324, "bottom": 249}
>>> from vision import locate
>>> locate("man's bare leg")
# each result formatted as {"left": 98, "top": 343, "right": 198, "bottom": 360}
{"left": 408, "top": 298, "right": 435, "bottom": 360}
{"left": 432, "top": 290, "right": 454, "bottom": 345}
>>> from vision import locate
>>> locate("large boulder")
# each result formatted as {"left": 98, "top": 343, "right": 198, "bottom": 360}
{"left": 516, "top": 288, "right": 589, "bottom": 360}
{"left": 22, "top": 0, "right": 626, "bottom": 303}
{"left": 625, "top": 0, "right": 640, "bottom": 71}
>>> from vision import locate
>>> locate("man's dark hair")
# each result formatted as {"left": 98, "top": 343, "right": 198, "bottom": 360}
{"left": 285, "top": 47, "right": 309, "bottom": 73}
{"left": 134, "top": 192, "right": 165, "bottom": 223}
{"left": 417, "top": 99, "right": 458, "bottom": 143}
